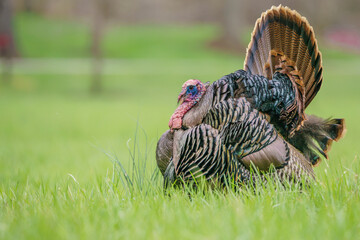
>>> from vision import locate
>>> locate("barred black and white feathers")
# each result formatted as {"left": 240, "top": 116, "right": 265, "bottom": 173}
{"left": 159, "top": 98, "right": 314, "bottom": 186}
{"left": 216, "top": 69, "right": 300, "bottom": 137}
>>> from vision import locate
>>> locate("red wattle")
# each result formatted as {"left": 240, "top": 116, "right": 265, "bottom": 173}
{"left": 169, "top": 101, "right": 195, "bottom": 131}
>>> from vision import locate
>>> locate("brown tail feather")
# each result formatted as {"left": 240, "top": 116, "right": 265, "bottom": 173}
{"left": 244, "top": 5, "right": 323, "bottom": 108}
{"left": 288, "top": 115, "right": 346, "bottom": 166}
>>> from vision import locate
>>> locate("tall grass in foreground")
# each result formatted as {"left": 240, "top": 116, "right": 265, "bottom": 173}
{"left": 98, "top": 125, "right": 360, "bottom": 206}
{"left": 100, "top": 122, "right": 163, "bottom": 198}
{"left": 1, "top": 125, "right": 359, "bottom": 239}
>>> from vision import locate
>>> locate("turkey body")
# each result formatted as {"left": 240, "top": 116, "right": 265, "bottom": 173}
{"left": 156, "top": 5, "right": 345, "bottom": 187}
{"left": 158, "top": 98, "right": 315, "bottom": 187}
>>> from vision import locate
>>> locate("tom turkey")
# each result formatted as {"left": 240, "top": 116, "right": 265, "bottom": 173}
{"left": 156, "top": 5, "right": 345, "bottom": 187}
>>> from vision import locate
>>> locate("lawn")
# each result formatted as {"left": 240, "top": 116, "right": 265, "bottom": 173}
{"left": 0, "top": 13, "right": 360, "bottom": 239}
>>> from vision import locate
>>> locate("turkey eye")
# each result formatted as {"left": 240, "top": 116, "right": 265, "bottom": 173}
{"left": 188, "top": 85, "right": 194, "bottom": 90}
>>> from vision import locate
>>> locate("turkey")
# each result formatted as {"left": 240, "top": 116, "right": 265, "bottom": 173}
{"left": 159, "top": 98, "right": 316, "bottom": 187}
{"left": 156, "top": 5, "right": 346, "bottom": 186}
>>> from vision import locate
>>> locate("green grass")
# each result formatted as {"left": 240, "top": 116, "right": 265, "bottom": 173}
{"left": 1, "top": 13, "right": 360, "bottom": 239}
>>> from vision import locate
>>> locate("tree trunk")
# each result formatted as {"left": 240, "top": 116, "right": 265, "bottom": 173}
{"left": 210, "top": 0, "right": 247, "bottom": 53}
{"left": 90, "top": 0, "right": 105, "bottom": 94}
{"left": 222, "top": 0, "right": 245, "bottom": 45}
{"left": 0, "top": 0, "right": 17, "bottom": 84}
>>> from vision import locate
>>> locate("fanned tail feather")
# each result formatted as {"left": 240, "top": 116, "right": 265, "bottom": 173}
{"left": 244, "top": 5, "right": 323, "bottom": 108}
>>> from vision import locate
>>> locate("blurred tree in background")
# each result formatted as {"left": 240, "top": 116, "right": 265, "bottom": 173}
{"left": 210, "top": 0, "right": 247, "bottom": 52}
{"left": 11, "top": 0, "right": 360, "bottom": 52}
{"left": 0, "top": 0, "right": 17, "bottom": 84}
{"left": 90, "top": 0, "right": 109, "bottom": 94}
{"left": 7, "top": 0, "right": 360, "bottom": 93}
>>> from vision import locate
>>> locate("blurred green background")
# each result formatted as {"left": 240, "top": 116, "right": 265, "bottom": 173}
{"left": 1, "top": 0, "right": 360, "bottom": 239}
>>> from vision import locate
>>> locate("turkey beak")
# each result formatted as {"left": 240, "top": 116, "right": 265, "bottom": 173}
{"left": 177, "top": 89, "right": 186, "bottom": 105}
